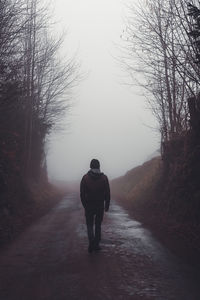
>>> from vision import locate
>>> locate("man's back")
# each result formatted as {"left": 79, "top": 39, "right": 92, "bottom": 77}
{"left": 80, "top": 170, "right": 110, "bottom": 210}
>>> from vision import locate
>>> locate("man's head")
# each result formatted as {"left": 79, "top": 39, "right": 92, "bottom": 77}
{"left": 90, "top": 159, "right": 100, "bottom": 169}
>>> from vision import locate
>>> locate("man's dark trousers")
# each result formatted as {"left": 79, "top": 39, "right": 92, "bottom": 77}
{"left": 85, "top": 208, "right": 104, "bottom": 246}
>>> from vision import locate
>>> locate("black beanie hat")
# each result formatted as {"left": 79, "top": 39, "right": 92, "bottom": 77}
{"left": 90, "top": 159, "right": 100, "bottom": 169}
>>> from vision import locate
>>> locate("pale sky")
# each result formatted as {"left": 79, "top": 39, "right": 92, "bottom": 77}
{"left": 47, "top": 0, "right": 160, "bottom": 181}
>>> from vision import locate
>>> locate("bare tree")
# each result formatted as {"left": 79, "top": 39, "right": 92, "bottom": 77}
{"left": 18, "top": 0, "right": 80, "bottom": 177}
{"left": 121, "top": 0, "right": 199, "bottom": 144}
{"left": 0, "top": 0, "right": 80, "bottom": 179}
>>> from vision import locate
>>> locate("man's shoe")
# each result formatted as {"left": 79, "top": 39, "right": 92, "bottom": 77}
{"left": 88, "top": 244, "right": 94, "bottom": 253}
{"left": 94, "top": 244, "right": 101, "bottom": 251}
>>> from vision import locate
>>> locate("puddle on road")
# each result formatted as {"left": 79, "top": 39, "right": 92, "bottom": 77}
{"left": 106, "top": 201, "right": 174, "bottom": 260}
{"left": 75, "top": 198, "right": 178, "bottom": 263}
{"left": 104, "top": 201, "right": 200, "bottom": 299}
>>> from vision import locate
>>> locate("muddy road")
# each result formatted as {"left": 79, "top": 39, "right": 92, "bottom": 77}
{"left": 0, "top": 193, "right": 199, "bottom": 300}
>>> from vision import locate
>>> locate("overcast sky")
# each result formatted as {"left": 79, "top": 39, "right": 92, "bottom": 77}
{"left": 47, "top": 0, "right": 160, "bottom": 182}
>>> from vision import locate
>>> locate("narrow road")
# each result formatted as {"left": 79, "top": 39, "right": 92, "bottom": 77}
{"left": 0, "top": 193, "right": 199, "bottom": 300}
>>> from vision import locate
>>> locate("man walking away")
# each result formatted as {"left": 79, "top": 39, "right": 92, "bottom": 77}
{"left": 80, "top": 159, "right": 110, "bottom": 253}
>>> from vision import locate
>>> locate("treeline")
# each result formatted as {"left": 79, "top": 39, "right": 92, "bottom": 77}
{"left": 0, "top": 0, "right": 78, "bottom": 186}
{"left": 119, "top": 0, "right": 200, "bottom": 258}
{"left": 122, "top": 0, "right": 200, "bottom": 144}
{"left": 122, "top": 0, "right": 200, "bottom": 213}
{"left": 0, "top": 0, "right": 78, "bottom": 243}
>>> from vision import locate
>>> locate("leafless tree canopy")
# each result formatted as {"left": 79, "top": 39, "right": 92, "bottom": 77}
{"left": 0, "top": 0, "right": 80, "bottom": 180}
{"left": 121, "top": 0, "right": 200, "bottom": 144}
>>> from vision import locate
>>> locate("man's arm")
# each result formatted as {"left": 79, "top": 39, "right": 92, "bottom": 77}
{"left": 80, "top": 177, "right": 86, "bottom": 208}
{"left": 104, "top": 176, "right": 110, "bottom": 212}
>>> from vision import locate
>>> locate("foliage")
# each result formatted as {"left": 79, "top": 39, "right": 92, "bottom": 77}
{"left": 111, "top": 157, "right": 162, "bottom": 210}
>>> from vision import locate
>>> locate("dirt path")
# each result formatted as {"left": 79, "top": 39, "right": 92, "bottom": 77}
{"left": 0, "top": 193, "right": 199, "bottom": 300}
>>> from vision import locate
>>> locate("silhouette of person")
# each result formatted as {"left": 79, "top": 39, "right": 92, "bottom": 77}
{"left": 80, "top": 159, "right": 110, "bottom": 253}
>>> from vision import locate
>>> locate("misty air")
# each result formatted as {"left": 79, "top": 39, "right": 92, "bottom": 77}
{"left": 0, "top": 0, "right": 200, "bottom": 299}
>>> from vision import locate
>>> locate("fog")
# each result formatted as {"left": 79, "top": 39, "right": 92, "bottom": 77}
{"left": 47, "top": 0, "right": 160, "bottom": 182}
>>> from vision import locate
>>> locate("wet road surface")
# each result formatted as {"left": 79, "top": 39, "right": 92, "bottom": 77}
{"left": 0, "top": 193, "right": 200, "bottom": 300}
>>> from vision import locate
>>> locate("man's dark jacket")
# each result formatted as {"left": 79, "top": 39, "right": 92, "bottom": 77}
{"left": 80, "top": 170, "right": 110, "bottom": 211}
